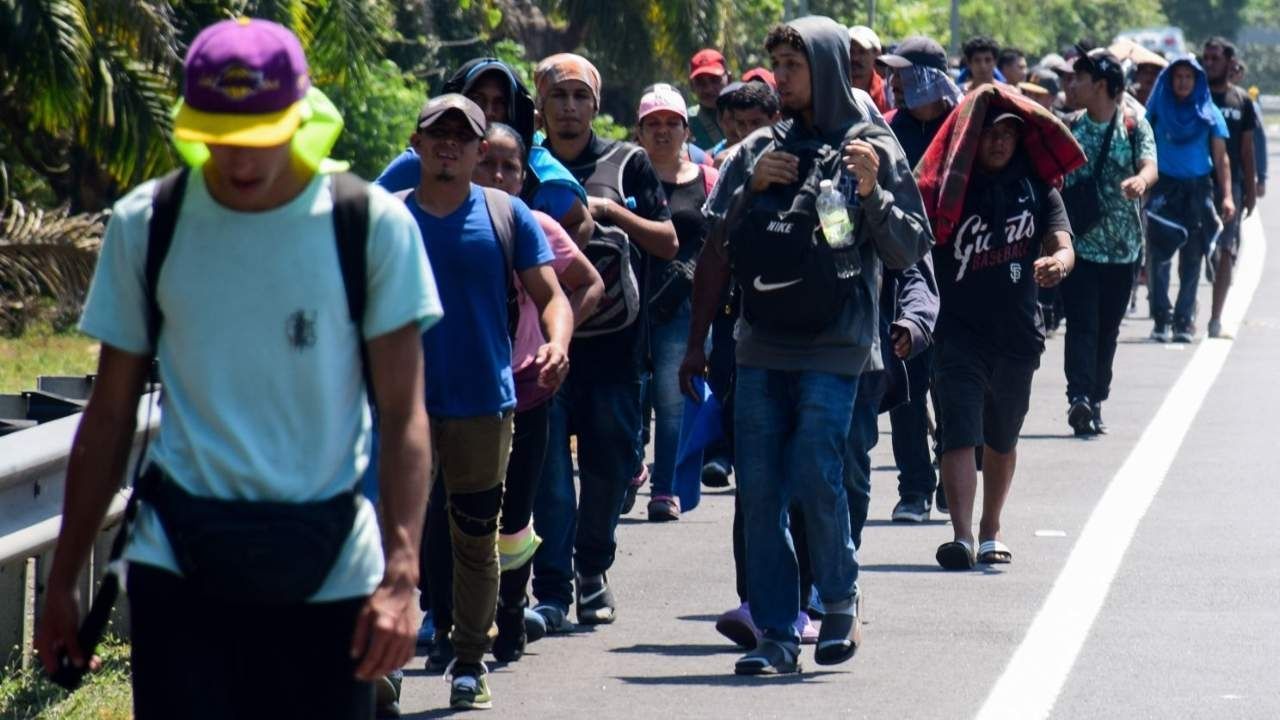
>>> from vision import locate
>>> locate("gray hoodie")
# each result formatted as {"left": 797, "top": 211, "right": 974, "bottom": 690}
{"left": 705, "top": 15, "right": 934, "bottom": 376}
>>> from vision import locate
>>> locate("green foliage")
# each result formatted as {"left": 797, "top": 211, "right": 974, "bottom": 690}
{"left": 0, "top": 634, "right": 130, "bottom": 719}
{"left": 593, "top": 114, "right": 633, "bottom": 142}
{"left": 324, "top": 61, "right": 428, "bottom": 181}
{"left": 1162, "top": 0, "right": 1248, "bottom": 44}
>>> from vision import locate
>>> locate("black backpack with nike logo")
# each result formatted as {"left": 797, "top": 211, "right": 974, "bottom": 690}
{"left": 726, "top": 124, "right": 868, "bottom": 335}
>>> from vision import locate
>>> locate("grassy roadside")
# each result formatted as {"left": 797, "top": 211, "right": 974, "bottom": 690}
{"left": 0, "top": 636, "right": 132, "bottom": 719}
{"left": 0, "top": 323, "right": 100, "bottom": 394}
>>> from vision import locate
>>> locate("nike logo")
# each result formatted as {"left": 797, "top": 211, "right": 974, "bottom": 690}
{"left": 753, "top": 276, "right": 803, "bottom": 292}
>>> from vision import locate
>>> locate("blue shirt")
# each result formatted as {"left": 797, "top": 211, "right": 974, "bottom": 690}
{"left": 406, "top": 185, "right": 553, "bottom": 418}
{"left": 1150, "top": 104, "right": 1229, "bottom": 179}
{"left": 376, "top": 148, "right": 583, "bottom": 221}
{"left": 81, "top": 172, "right": 441, "bottom": 601}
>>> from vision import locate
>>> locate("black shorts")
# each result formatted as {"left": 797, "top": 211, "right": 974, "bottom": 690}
{"left": 934, "top": 335, "right": 1039, "bottom": 454}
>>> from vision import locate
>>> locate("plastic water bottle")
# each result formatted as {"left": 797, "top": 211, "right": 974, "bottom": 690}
{"left": 816, "top": 179, "right": 854, "bottom": 248}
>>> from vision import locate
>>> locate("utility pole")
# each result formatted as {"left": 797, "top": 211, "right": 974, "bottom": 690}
{"left": 949, "top": 0, "right": 960, "bottom": 59}
{"left": 868, "top": 0, "right": 876, "bottom": 27}
{"left": 782, "top": 0, "right": 810, "bottom": 20}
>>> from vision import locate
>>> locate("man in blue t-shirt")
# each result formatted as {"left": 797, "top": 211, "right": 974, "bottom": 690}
{"left": 392, "top": 94, "right": 571, "bottom": 711}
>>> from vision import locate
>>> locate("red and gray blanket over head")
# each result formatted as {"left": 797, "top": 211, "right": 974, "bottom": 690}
{"left": 916, "top": 83, "right": 1087, "bottom": 245}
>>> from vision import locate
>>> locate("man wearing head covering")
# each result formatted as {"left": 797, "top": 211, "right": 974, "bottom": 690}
{"left": 682, "top": 15, "right": 932, "bottom": 675}
{"left": 374, "top": 57, "right": 595, "bottom": 247}
{"left": 688, "top": 48, "right": 733, "bottom": 149}
{"left": 880, "top": 36, "right": 963, "bottom": 167}
{"left": 848, "top": 25, "right": 891, "bottom": 114}
{"left": 529, "top": 52, "right": 678, "bottom": 633}
{"left": 916, "top": 87, "right": 1078, "bottom": 571}
{"left": 36, "top": 18, "right": 441, "bottom": 718}
{"left": 1144, "top": 55, "right": 1234, "bottom": 342}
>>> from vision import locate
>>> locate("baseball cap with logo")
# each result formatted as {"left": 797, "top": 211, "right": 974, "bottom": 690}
{"left": 1072, "top": 44, "right": 1125, "bottom": 94}
{"left": 174, "top": 18, "right": 310, "bottom": 147}
{"left": 416, "top": 94, "right": 487, "bottom": 137}
{"left": 878, "top": 36, "right": 949, "bottom": 72}
{"left": 689, "top": 49, "right": 728, "bottom": 79}
{"left": 638, "top": 83, "right": 689, "bottom": 122}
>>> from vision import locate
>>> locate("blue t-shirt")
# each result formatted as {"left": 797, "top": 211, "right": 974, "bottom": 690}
{"left": 376, "top": 148, "right": 582, "bottom": 221}
{"left": 80, "top": 171, "right": 441, "bottom": 602}
{"left": 406, "top": 185, "right": 553, "bottom": 418}
{"left": 1150, "top": 104, "right": 1229, "bottom": 179}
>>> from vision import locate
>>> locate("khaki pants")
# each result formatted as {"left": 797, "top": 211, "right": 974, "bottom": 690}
{"left": 431, "top": 413, "right": 513, "bottom": 664}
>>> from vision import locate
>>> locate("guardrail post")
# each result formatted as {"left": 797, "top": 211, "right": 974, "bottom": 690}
{"left": 0, "top": 558, "right": 26, "bottom": 670}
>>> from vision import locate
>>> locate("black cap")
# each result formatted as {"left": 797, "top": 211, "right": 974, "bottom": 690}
{"left": 1072, "top": 44, "right": 1124, "bottom": 91}
{"left": 878, "top": 36, "right": 948, "bottom": 72}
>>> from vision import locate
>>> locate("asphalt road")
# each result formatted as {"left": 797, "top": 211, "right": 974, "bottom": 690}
{"left": 397, "top": 172, "right": 1280, "bottom": 719}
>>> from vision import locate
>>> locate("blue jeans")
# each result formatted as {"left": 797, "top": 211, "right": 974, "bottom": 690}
{"left": 735, "top": 366, "right": 859, "bottom": 644}
{"left": 532, "top": 374, "right": 643, "bottom": 610}
{"left": 1149, "top": 234, "right": 1207, "bottom": 329}
{"left": 648, "top": 303, "right": 701, "bottom": 497}
{"left": 845, "top": 372, "right": 881, "bottom": 551}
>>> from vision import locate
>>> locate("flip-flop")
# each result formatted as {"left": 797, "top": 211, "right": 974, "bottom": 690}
{"left": 978, "top": 539, "right": 1013, "bottom": 564}
{"left": 936, "top": 539, "right": 976, "bottom": 570}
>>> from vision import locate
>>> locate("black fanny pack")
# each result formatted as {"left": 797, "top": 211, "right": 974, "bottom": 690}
{"left": 136, "top": 466, "right": 359, "bottom": 605}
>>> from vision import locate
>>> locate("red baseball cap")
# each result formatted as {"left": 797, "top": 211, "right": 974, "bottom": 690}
{"left": 689, "top": 48, "right": 727, "bottom": 79}
{"left": 742, "top": 67, "right": 776, "bottom": 89}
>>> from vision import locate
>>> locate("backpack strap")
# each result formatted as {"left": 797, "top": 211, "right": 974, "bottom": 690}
{"left": 330, "top": 172, "right": 373, "bottom": 402}
{"left": 145, "top": 168, "right": 190, "bottom": 352}
{"left": 481, "top": 186, "right": 516, "bottom": 290}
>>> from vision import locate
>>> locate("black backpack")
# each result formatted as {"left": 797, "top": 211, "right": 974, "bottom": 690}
{"left": 566, "top": 142, "right": 645, "bottom": 338}
{"left": 726, "top": 126, "right": 865, "bottom": 335}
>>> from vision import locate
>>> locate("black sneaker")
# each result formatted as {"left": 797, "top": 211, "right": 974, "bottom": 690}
{"left": 426, "top": 632, "right": 454, "bottom": 673}
{"left": 576, "top": 573, "right": 616, "bottom": 625}
{"left": 1068, "top": 397, "right": 1095, "bottom": 436}
{"left": 1151, "top": 323, "right": 1172, "bottom": 343}
{"left": 934, "top": 484, "right": 949, "bottom": 515}
{"left": 1173, "top": 324, "right": 1195, "bottom": 343}
{"left": 492, "top": 603, "right": 526, "bottom": 662}
{"left": 1091, "top": 401, "right": 1107, "bottom": 435}
{"left": 891, "top": 495, "right": 931, "bottom": 523}
{"left": 700, "top": 459, "right": 731, "bottom": 488}
{"left": 374, "top": 670, "right": 403, "bottom": 719}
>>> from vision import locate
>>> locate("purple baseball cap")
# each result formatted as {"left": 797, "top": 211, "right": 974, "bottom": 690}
{"left": 173, "top": 18, "right": 311, "bottom": 147}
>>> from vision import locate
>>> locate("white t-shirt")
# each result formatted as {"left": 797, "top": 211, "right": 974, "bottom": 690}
{"left": 80, "top": 170, "right": 441, "bottom": 601}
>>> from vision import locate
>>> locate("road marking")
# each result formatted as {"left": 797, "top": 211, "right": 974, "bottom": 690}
{"left": 1033, "top": 530, "right": 1067, "bottom": 538}
{"left": 976, "top": 214, "right": 1268, "bottom": 720}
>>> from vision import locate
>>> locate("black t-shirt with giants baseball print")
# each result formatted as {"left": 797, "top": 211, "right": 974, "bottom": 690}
{"left": 933, "top": 156, "right": 1071, "bottom": 360}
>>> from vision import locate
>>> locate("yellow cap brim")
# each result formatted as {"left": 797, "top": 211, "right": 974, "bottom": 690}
{"left": 173, "top": 100, "right": 304, "bottom": 147}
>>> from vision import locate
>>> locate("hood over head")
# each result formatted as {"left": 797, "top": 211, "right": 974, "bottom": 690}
{"left": 442, "top": 58, "right": 537, "bottom": 152}
{"left": 788, "top": 15, "right": 865, "bottom": 143}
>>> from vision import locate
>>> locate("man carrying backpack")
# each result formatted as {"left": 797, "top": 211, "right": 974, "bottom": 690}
{"left": 36, "top": 19, "right": 439, "bottom": 719}
{"left": 681, "top": 16, "right": 932, "bottom": 675}
{"left": 530, "top": 53, "right": 678, "bottom": 630}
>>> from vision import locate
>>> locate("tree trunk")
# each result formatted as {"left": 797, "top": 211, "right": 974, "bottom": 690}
{"left": 494, "top": 0, "right": 591, "bottom": 59}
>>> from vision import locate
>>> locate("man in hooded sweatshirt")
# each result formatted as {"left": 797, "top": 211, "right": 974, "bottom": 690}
{"left": 680, "top": 16, "right": 932, "bottom": 675}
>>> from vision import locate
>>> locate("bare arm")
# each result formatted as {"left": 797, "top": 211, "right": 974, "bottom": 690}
{"left": 556, "top": 252, "right": 604, "bottom": 326}
{"left": 678, "top": 231, "right": 732, "bottom": 401}
{"left": 1034, "top": 230, "right": 1075, "bottom": 288}
{"left": 351, "top": 322, "right": 430, "bottom": 680}
{"left": 558, "top": 197, "right": 595, "bottom": 249}
{"left": 1121, "top": 158, "right": 1159, "bottom": 200}
{"left": 590, "top": 198, "right": 679, "bottom": 260}
{"left": 519, "top": 264, "right": 574, "bottom": 390}
{"left": 37, "top": 345, "right": 150, "bottom": 673}
{"left": 1212, "top": 137, "right": 1237, "bottom": 224}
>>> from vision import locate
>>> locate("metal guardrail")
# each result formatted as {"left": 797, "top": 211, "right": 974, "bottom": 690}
{"left": 0, "top": 385, "right": 159, "bottom": 669}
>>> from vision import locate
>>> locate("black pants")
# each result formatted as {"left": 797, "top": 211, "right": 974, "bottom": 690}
{"left": 423, "top": 405, "right": 549, "bottom": 625}
{"left": 1061, "top": 259, "right": 1135, "bottom": 403}
{"left": 128, "top": 564, "right": 372, "bottom": 720}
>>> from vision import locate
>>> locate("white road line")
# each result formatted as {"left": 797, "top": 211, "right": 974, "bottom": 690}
{"left": 976, "top": 214, "right": 1269, "bottom": 720}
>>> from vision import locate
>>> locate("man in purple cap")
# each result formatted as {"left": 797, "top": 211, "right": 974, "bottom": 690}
{"left": 36, "top": 18, "right": 440, "bottom": 719}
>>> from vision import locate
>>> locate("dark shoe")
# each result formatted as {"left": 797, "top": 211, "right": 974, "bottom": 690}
{"left": 1068, "top": 397, "right": 1095, "bottom": 436}
{"left": 936, "top": 539, "right": 976, "bottom": 570}
{"left": 416, "top": 612, "right": 435, "bottom": 649}
{"left": 1090, "top": 402, "right": 1107, "bottom": 434}
{"left": 700, "top": 458, "right": 731, "bottom": 488}
{"left": 1173, "top": 324, "right": 1195, "bottom": 343}
{"left": 532, "top": 603, "right": 570, "bottom": 634}
{"left": 891, "top": 495, "right": 931, "bottom": 523}
{"left": 647, "top": 495, "right": 680, "bottom": 522}
{"left": 1208, "top": 318, "right": 1224, "bottom": 338}
{"left": 715, "top": 602, "right": 760, "bottom": 649}
{"left": 426, "top": 632, "right": 454, "bottom": 673}
{"left": 620, "top": 465, "right": 649, "bottom": 514}
{"left": 374, "top": 670, "right": 403, "bottom": 718}
{"left": 523, "top": 607, "right": 547, "bottom": 642}
{"left": 492, "top": 604, "right": 526, "bottom": 662}
{"left": 734, "top": 639, "right": 801, "bottom": 675}
{"left": 813, "top": 593, "right": 862, "bottom": 666}
{"left": 576, "top": 573, "right": 616, "bottom": 625}
{"left": 448, "top": 662, "right": 492, "bottom": 710}
{"left": 1151, "top": 323, "right": 1172, "bottom": 343}
{"left": 934, "top": 484, "right": 949, "bottom": 515}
